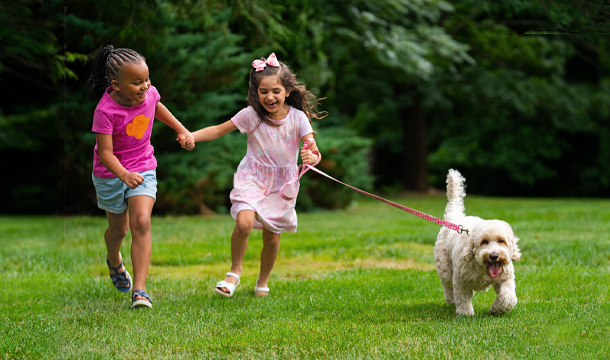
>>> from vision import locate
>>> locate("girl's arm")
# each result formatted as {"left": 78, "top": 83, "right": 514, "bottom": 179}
{"left": 154, "top": 102, "right": 195, "bottom": 150}
{"left": 192, "top": 120, "right": 238, "bottom": 142}
{"left": 97, "top": 134, "right": 144, "bottom": 189}
{"left": 300, "top": 133, "right": 320, "bottom": 164}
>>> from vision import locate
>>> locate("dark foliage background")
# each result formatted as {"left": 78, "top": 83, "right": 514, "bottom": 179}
{"left": 1, "top": 0, "right": 608, "bottom": 215}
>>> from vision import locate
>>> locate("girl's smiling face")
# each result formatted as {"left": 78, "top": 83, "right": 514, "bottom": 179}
{"left": 110, "top": 61, "right": 151, "bottom": 107}
{"left": 257, "top": 75, "right": 291, "bottom": 120}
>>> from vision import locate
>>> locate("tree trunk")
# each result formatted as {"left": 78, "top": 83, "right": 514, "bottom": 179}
{"left": 400, "top": 95, "right": 428, "bottom": 191}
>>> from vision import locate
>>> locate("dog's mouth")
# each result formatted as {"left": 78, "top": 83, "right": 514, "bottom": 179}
{"left": 486, "top": 262, "right": 503, "bottom": 278}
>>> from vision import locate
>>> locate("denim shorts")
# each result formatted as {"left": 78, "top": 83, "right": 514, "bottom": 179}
{"left": 92, "top": 169, "right": 157, "bottom": 214}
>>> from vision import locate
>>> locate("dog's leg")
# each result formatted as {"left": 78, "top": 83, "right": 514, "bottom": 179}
{"left": 434, "top": 230, "right": 454, "bottom": 304}
{"left": 489, "top": 280, "right": 517, "bottom": 315}
{"left": 453, "top": 282, "right": 475, "bottom": 315}
{"left": 442, "top": 283, "right": 454, "bottom": 304}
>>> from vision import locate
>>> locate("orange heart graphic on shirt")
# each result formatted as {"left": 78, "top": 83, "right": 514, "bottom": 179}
{"left": 126, "top": 114, "right": 149, "bottom": 139}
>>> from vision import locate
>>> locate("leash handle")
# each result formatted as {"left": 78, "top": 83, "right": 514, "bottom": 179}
{"left": 279, "top": 139, "right": 321, "bottom": 200}
{"left": 302, "top": 138, "right": 321, "bottom": 167}
{"left": 302, "top": 138, "right": 313, "bottom": 149}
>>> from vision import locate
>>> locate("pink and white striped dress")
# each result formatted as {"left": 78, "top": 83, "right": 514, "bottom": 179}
{"left": 230, "top": 106, "right": 314, "bottom": 233}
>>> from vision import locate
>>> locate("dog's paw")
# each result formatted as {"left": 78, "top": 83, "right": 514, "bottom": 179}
{"left": 488, "top": 307, "right": 512, "bottom": 316}
{"left": 488, "top": 308, "right": 508, "bottom": 316}
{"left": 456, "top": 308, "right": 475, "bottom": 316}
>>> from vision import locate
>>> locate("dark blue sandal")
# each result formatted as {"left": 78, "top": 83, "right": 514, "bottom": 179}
{"left": 106, "top": 254, "right": 132, "bottom": 293}
{"left": 132, "top": 289, "right": 153, "bottom": 308}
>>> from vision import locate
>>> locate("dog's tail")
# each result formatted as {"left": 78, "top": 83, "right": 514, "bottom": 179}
{"left": 444, "top": 169, "right": 466, "bottom": 221}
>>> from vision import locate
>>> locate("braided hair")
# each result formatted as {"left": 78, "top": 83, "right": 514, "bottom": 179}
{"left": 87, "top": 45, "right": 146, "bottom": 99}
{"left": 247, "top": 55, "right": 327, "bottom": 134}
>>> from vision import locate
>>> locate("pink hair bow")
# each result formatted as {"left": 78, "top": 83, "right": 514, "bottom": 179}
{"left": 252, "top": 53, "right": 280, "bottom": 72}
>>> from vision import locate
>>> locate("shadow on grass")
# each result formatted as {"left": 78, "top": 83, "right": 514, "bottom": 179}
{"left": 396, "top": 301, "right": 520, "bottom": 322}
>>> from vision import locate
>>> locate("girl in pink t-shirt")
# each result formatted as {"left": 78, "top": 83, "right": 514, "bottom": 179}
{"left": 88, "top": 45, "right": 194, "bottom": 308}
{"left": 188, "top": 53, "right": 326, "bottom": 297}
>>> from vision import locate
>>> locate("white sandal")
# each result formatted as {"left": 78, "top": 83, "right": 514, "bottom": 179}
{"left": 214, "top": 272, "right": 240, "bottom": 297}
{"left": 254, "top": 278, "right": 269, "bottom": 296}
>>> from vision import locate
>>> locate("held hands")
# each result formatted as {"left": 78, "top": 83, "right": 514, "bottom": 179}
{"left": 176, "top": 131, "right": 196, "bottom": 151}
{"left": 120, "top": 171, "right": 144, "bottom": 189}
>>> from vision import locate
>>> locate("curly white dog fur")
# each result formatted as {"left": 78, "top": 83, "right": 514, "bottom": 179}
{"left": 434, "top": 169, "right": 521, "bottom": 316}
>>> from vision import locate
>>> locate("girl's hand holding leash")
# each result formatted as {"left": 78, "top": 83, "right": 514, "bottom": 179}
{"left": 300, "top": 138, "right": 319, "bottom": 164}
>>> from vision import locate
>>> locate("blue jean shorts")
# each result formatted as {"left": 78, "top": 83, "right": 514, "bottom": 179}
{"left": 92, "top": 169, "right": 157, "bottom": 214}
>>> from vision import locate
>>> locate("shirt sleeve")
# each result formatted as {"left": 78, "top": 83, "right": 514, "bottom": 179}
{"left": 92, "top": 108, "right": 113, "bottom": 134}
{"left": 148, "top": 85, "right": 161, "bottom": 104}
{"left": 297, "top": 111, "right": 314, "bottom": 138}
{"left": 231, "top": 107, "right": 255, "bottom": 134}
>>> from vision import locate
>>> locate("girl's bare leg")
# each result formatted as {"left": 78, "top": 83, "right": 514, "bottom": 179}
{"left": 105, "top": 210, "right": 130, "bottom": 289}
{"left": 257, "top": 228, "right": 281, "bottom": 296}
{"left": 127, "top": 195, "right": 155, "bottom": 300}
{"left": 219, "top": 210, "right": 255, "bottom": 293}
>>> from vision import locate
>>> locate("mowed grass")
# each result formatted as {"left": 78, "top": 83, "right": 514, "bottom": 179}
{"left": 1, "top": 195, "right": 610, "bottom": 359}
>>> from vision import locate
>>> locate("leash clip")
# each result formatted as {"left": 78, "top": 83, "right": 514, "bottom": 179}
{"left": 458, "top": 225, "right": 469, "bottom": 235}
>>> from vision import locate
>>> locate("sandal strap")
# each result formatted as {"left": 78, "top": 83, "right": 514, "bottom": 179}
{"left": 132, "top": 289, "right": 152, "bottom": 303}
{"left": 225, "top": 272, "right": 240, "bottom": 280}
{"left": 216, "top": 280, "right": 237, "bottom": 291}
{"left": 223, "top": 272, "right": 241, "bottom": 287}
{"left": 110, "top": 270, "right": 130, "bottom": 286}
{"left": 107, "top": 257, "right": 130, "bottom": 287}
{"left": 215, "top": 272, "right": 241, "bottom": 296}
{"left": 106, "top": 258, "right": 124, "bottom": 273}
{"left": 255, "top": 278, "right": 269, "bottom": 292}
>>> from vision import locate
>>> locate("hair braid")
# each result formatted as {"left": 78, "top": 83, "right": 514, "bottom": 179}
{"left": 87, "top": 45, "right": 146, "bottom": 99}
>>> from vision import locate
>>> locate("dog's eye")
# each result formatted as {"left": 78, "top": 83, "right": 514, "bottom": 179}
{"left": 498, "top": 239, "right": 504, "bottom": 243}
{"left": 481, "top": 240, "right": 489, "bottom": 245}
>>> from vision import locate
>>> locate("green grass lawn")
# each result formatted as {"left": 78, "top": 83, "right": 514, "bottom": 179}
{"left": 1, "top": 195, "right": 610, "bottom": 359}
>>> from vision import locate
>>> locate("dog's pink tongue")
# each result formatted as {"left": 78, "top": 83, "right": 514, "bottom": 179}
{"left": 489, "top": 263, "right": 500, "bottom": 278}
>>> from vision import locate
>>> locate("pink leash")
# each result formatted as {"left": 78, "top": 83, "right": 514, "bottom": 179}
{"left": 280, "top": 139, "right": 469, "bottom": 235}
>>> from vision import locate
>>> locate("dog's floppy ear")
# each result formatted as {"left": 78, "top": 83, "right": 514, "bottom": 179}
{"left": 462, "top": 237, "right": 476, "bottom": 262}
{"left": 511, "top": 236, "right": 521, "bottom": 261}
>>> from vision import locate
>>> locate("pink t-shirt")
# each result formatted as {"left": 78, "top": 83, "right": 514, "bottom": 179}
{"left": 231, "top": 106, "right": 314, "bottom": 167}
{"left": 91, "top": 86, "right": 161, "bottom": 178}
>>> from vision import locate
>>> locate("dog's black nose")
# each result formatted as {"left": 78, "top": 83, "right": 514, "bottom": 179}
{"left": 489, "top": 253, "right": 499, "bottom": 261}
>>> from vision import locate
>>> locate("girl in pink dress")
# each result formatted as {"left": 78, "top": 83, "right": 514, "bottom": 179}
{"left": 189, "top": 53, "right": 325, "bottom": 297}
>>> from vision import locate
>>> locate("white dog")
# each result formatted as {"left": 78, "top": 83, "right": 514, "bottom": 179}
{"left": 434, "top": 169, "right": 521, "bottom": 315}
